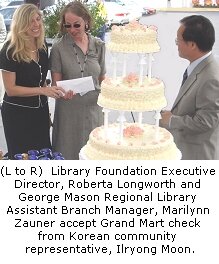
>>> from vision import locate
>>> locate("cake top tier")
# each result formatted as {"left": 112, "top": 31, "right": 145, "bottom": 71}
{"left": 112, "top": 21, "right": 158, "bottom": 33}
{"left": 107, "top": 21, "right": 160, "bottom": 53}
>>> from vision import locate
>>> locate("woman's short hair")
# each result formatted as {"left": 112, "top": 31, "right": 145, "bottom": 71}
{"left": 59, "top": 1, "right": 93, "bottom": 35}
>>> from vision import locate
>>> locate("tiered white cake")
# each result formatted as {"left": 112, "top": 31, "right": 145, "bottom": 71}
{"left": 107, "top": 22, "right": 160, "bottom": 53}
{"left": 81, "top": 21, "right": 180, "bottom": 160}
{"left": 98, "top": 74, "right": 167, "bottom": 111}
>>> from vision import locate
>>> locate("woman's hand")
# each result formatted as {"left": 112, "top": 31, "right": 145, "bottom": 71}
{"left": 41, "top": 86, "right": 66, "bottom": 99}
{"left": 62, "top": 90, "right": 75, "bottom": 100}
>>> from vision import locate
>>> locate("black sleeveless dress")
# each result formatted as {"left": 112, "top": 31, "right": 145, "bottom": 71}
{"left": 0, "top": 43, "right": 51, "bottom": 159}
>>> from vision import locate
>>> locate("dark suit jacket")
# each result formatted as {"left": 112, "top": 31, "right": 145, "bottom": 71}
{"left": 170, "top": 54, "right": 219, "bottom": 160}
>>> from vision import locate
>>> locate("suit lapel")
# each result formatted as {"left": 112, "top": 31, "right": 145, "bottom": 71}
{"left": 171, "top": 55, "right": 214, "bottom": 110}
{"left": 172, "top": 73, "right": 197, "bottom": 109}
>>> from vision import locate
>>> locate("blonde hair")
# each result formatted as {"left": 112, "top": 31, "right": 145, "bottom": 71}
{"left": 6, "top": 4, "right": 46, "bottom": 63}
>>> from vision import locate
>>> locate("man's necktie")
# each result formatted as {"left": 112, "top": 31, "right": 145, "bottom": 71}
{"left": 181, "top": 69, "right": 188, "bottom": 86}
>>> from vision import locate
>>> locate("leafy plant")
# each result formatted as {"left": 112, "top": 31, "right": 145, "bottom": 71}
{"left": 86, "top": 1, "right": 107, "bottom": 37}
{"left": 43, "top": 0, "right": 66, "bottom": 38}
{"left": 43, "top": 0, "right": 106, "bottom": 38}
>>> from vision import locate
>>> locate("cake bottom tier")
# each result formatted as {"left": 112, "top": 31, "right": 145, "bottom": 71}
{"left": 82, "top": 123, "right": 181, "bottom": 160}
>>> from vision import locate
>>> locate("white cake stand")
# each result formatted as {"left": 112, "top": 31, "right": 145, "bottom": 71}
{"left": 79, "top": 146, "right": 182, "bottom": 160}
{"left": 79, "top": 147, "right": 87, "bottom": 160}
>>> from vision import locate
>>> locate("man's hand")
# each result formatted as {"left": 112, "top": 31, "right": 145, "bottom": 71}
{"left": 160, "top": 110, "right": 172, "bottom": 127}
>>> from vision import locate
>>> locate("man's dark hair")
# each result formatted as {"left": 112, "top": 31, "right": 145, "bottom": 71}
{"left": 180, "top": 15, "right": 215, "bottom": 52}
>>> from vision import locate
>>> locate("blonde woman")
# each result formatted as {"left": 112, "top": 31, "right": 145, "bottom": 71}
{"left": 0, "top": 4, "right": 65, "bottom": 159}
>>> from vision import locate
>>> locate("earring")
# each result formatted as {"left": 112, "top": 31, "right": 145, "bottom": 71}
{"left": 85, "top": 24, "right": 89, "bottom": 31}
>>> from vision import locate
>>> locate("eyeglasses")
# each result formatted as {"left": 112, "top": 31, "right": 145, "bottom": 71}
{"left": 175, "top": 37, "right": 184, "bottom": 45}
{"left": 63, "top": 23, "right": 81, "bottom": 29}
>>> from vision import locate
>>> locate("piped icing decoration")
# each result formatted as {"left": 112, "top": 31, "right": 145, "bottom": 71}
{"left": 125, "top": 20, "right": 145, "bottom": 31}
{"left": 148, "top": 25, "right": 158, "bottom": 32}
{"left": 104, "top": 77, "right": 112, "bottom": 85}
{"left": 93, "top": 130, "right": 98, "bottom": 137}
{"left": 123, "top": 73, "right": 139, "bottom": 85}
{"left": 111, "top": 25, "right": 119, "bottom": 31}
{"left": 150, "top": 79, "right": 161, "bottom": 86}
{"left": 123, "top": 125, "right": 144, "bottom": 137}
{"left": 111, "top": 21, "right": 152, "bottom": 32}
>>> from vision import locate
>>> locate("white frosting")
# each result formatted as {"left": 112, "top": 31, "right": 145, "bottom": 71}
{"left": 81, "top": 22, "right": 181, "bottom": 160}
{"left": 107, "top": 22, "right": 160, "bottom": 53}
{"left": 83, "top": 123, "right": 180, "bottom": 160}
{"left": 98, "top": 75, "right": 167, "bottom": 111}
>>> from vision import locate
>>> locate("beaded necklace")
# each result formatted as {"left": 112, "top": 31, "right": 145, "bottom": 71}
{"left": 73, "top": 43, "right": 88, "bottom": 78}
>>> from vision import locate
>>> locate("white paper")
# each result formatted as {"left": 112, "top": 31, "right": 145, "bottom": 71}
{"left": 56, "top": 76, "right": 95, "bottom": 96}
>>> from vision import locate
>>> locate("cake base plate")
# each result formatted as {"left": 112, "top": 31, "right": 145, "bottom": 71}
{"left": 79, "top": 146, "right": 182, "bottom": 160}
{"left": 98, "top": 103, "right": 165, "bottom": 113}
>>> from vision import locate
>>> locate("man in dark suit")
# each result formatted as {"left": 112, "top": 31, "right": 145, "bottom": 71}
{"left": 160, "top": 15, "right": 219, "bottom": 160}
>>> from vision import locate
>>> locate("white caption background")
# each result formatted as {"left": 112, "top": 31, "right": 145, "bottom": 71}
{"left": 0, "top": 160, "right": 218, "bottom": 264}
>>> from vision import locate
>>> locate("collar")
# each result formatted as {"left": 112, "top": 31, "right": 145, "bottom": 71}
{"left": 64, "top": 33, "right": 102, "bottom": 54}
{"left": 187, "top": 51, "right": 211, "bottom": 76}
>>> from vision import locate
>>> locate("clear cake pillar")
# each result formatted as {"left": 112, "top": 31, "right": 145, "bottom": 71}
{"left": 148, "top": 53, "right": 153, "bottom": 81}
{"left": 122, "top": 53, "right": 128, "bottom": 77}
{"left": 154, "top": 109, "right": 162, "bottom": 141}
{"left": 138, "top": 112, "right": 143, "bottom": 126}
{"left": 139, "top": 54, "right": 147, "bottom": 86}
{"left": 112, "top": 53, "right": 117, "bottom": 80}
{"left": 103, "top": 108, "right": 110, "bottom": 138}
{"left": 117, "top": 111, "right": 126, "bottom": 142}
